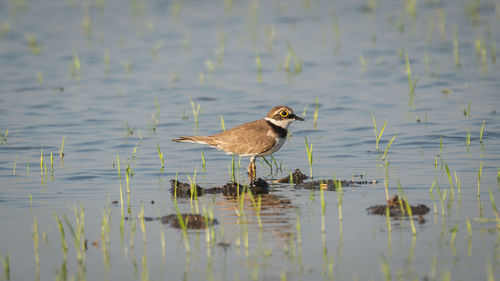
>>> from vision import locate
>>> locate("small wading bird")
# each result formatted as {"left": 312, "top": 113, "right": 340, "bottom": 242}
{"left": 172, "top": 105, "right": 304, "bottom": 184}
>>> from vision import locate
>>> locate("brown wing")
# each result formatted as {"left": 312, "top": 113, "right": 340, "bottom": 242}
{"left": 210, "top": 120, "right": 276, "bottom": 155}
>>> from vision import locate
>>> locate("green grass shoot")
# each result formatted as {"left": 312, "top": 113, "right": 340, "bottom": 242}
{"left": 59, "top": 135, "right": 65, "bottom": 159}
{"left": 304, "top": 137, "right": 313, "bottom": 178}
{"left": 201, "top": 148, "right": 206, "bottom": 172}
{"left": 220, "top": 115, "right": 226, "bottom": 131}
{"left": 139, "top": 203, "right": 147, "bottom": 243}
{"left": 313, "top": 97, "right": 319, "bottom": 129}
{"left": 255, "top": 51, "right": 262, "bottom": 72}
{"left": 1, "top": 128, "right": 8, "bottom": 143}
{"left": 488, "top": 188, "right": 499, "bottom": 221}
{"left": 466, "top": 128, "right": 471, "bottom": 152}
{"left": 13, "top": 154, "right": 18, "bottom": 175}
{"left": 156, "top": 144, "right": 165, "bottom": 169}
{"left": 40, "top": 148, "right": 43, "bottom": 177}
{"left": 116, "top": 155, "right": 123, "bottom": 208}
{"left": 454, "top": 171, "right": 461, "bottom": 198}
{"left": 189, "top": 96, "right": 201, "bottom": 126}
{"left": 173, "top": 198, "right": 190, "bottom": 253}
{"left": 403, "top": 196, "right": 417, "bottom": 235}
{"left": 70, "top": 51, "right": 81, "bottom": 79}
{"left": 54, "top": 213, "right": 68, "bottom": 255}
{"left": 187, "top": 168, "right": 198, "bottom": 200}
{"left": 480, "top": 120, "right": 485, "bottom": 143}
{"left": 125, "top": 163, "right": 133, "bottom": 193}
{"left": 477, "top": 160, "right": 482, "bottom": 198}
{"left": 405, "top": 52, "right": 418, "bottom": 94}
{"left": 444, "top": 163, "right": 454, "bottom": 194}
{"left": 371, "top": 112, "right": 386, "bottom": 151}
{"left": 463, "top": 102, "right": 471, "bottom": 117}
{"left": 381, "top": 134, "right": 397, "bottom": 162}
{"left": 0, "top": 252, "right": 9, "bottom": 281}
{"left": 320, "top": 184, "right": 326, "bottom": 233}
{"left": 282, "top": 45, "right": 302, "bottom": 73}
{"left": 453, "top": 25, "right": 460, "bottom": 67}
{"left": 33, "top": 218, "right": 39, "bottom": 266}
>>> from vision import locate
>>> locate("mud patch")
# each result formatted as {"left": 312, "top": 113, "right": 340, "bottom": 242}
{"left": 170, "top": 178, "right": 269, "bottom": 197}
{"left": 161, "top": 213, "right": 218, "bottom": 229}
{"left": 273, "top": 169, "right": 309, "bottom": 184}
{"left": 367, "top": 195, "right": 430, "bottom": 217}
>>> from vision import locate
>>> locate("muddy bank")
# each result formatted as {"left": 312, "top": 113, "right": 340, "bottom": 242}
{"left": 170, "top": 178, "right": 269, "bottom": 197}
{"left": 367, "top": 195, "right": 430, "bottom": 217}
{"left": 170, "top": 169, "right": 374, "bottom": 197}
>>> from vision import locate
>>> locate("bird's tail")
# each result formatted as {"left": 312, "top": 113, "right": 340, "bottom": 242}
{"left": 171, "top": 136, "right": 214, "bottom": 145}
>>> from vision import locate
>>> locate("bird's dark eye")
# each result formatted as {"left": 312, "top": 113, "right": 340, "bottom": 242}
{"left": 280, "top": 111, "right": 289, "bottom": 117}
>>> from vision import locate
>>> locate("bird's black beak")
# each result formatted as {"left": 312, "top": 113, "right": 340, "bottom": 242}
{"left": 292, "top": 114, "right": 304, "bottom": 121}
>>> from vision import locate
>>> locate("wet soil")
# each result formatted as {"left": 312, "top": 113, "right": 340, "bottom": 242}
{"left": 170, "top": 178, "right": 269, "bottom": 197}
{"left": 273, "top": 169, "right": 309, "bottom": 184}
{"left": 124, "top": 214, "right": 217, "bottom": 229}
{"left": 170, "top": 169, "right": 375, "bottom": 197}
{"left": 367, "top": 195, "right": 430, "bottom": 217}
{"left": 161, "top": 214, "right": 218, "bottom": 229}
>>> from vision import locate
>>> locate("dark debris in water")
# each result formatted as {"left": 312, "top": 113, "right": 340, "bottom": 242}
{"left": 367, "top": 195, "right": 430, "bottom": 217}
{"left": 170, "top": 169, "right": 375, "bottom": 196}
{"left": 125, "top": 214, "right": 218, "bottom": 229}
{"left": 170, "top": 178, "right": 269, "bottom": 197}
{"left": 273, "top": 169, "right": 308, "bottom": 184}
{"left": 161, "top": 214, "right": 218, "bottom": 229}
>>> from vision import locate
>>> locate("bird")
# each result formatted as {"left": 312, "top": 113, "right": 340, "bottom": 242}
{"left": 172, "top": 105, "right": 304, "bottom": 184}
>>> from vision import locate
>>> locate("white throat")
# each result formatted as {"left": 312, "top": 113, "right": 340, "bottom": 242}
{"left": 265, "top": 117, "right": 293, "bottom": 129}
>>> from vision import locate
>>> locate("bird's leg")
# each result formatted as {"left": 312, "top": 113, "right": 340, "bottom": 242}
{"left": 247, "top": 156, "right": 257, "bottom": 184}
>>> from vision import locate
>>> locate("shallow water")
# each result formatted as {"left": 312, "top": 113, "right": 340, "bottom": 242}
{"left": 0, "top": 0, "right": 499, "bottom": 280}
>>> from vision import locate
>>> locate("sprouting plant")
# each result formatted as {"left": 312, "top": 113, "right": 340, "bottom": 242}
{"left": 173, "top": 198, "right": 190, "bottom": 253}
{"left": 116, "top": 155, "right": 123, "bottom": 208}
{"left": 405, "top": 52, "right": 418, "bottom": 94}
{"left": 26, "top": 34, "right": 41, "bottom": 55}
{"left": 371, "top": 112, "right": 387, "bottom": 151}
{"left": 70, "top": 51, "right": 81, "bottom": 79}
{"left": 201, "top": 148, "right": 206, "bottom": 172}
{"left": 313, "top": 97, "right": 319, "bottom": 129}
{"left": 139, "top": 203, "right": 147, "bottom": 243}
{"left": 480, "top": 120, "right": 485, "bottom": 143}
{"left": 255, "top": 51, "right": 262, "bottom": 73}
{"left": 359, "top": 53, "right": 368, "bottom": 71}
{"left": 382, "top": 134, "right": 397, "bottom": 162}
{"left": 220, "top": 115, "right": 226, "bottom": 131}
{"left": 189, "top": 97, "right": 201, "bottom": 126}
{"left": 466, "top": 128, "right": 471, "bottom": 152}
{"left": 156, "top": 144, "right": 165, "bottom": 170}
{"left": 59, "top": 135, "right": 65, "bottom": 159}
{"left": 282, "top": 44, "right": 302, "bottom": 74}
{"left": 33, "top": 219, "right": 39, "bottom": 266}
{"left": 1, "top": 128, "right": 8, "bottom": 143}
{"left": 12, "top": 154, "right": 18, "bottom": 175}
{"left": 305, "top": 137, "right": 313, "bottom": 179}
{"left": 151, "top": 40, "right": 165, "bottom": 56}
{"left": 54, "top": 213, "right": 68, "bottom": 255}
{"left": 0, "top": 252, "right": 10, "bottom": 281}
{"left": 320, "top": 185, "right": 325, "bottom": 233}
{"left": 187, "top": 168, "right": 198, "bottom": 200}
{"left": 477, "top": 160, "right": 483, "bottom": 198}
{"left": 463, "top": 102, "right": 471, "bottom": 117}
{"left": 497, "top": 169, "right": 500, "bottom": 186}
{"left": 403, "top": 196, "right": 417, "bottom": 235}
{"left": 453, "top": 25, "right": 460, "bottom": 68}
